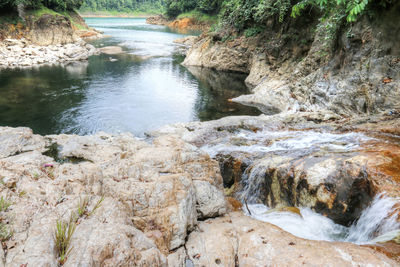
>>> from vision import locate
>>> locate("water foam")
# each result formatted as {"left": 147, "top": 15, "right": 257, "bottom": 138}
{"left": 244, "top": 194, "right": 400, "bottom": 244}
{"left": 202, "top": 129, "right": 372, "bottom": 158}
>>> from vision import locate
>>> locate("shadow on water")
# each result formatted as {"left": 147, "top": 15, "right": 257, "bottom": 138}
{"left": 0, "top": 18, "right": 260, "bottom": 136}
{"left": 186, "top": 66, "right": 261, "bottom": 120}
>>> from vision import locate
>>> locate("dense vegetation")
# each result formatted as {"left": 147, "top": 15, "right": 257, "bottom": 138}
{"left": 0, "top": 0, "right": 83, "bottom": 11}
{"left": 1, "top": 0, "right": 395, "bottom": 33}
{"left": 79, "top": 0, "right": 164, "bottom": 14}
{"left": 219, "top": 0, "right": 394, "bottom": 32}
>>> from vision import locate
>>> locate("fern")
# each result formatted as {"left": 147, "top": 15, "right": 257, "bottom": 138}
{"left": 292, "top": 0, "right": 372, "bottom": 22}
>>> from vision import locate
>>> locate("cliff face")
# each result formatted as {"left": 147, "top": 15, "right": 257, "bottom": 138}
{"left": 25, "top": 13, "right": 80, "bottom": 45}
{"left": 0, "top": 9, "right": 99, "bottom": 45}
{"left": 183, "top": 3, "right": 400, "bottom": 117}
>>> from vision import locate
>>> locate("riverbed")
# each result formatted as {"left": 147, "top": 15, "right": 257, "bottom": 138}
{"left": 0, "top": 18, "right": 259, "bottom": 136}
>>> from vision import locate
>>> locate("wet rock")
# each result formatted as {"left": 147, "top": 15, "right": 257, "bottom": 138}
{"left": 365, "top": 242, "right": 400, "bottom": 263}
{"left": 151, "top": 113, "right": 400, "bottom": 226}
{"left": 185, "top": 212, "right": 397, "bottom": 266}
{"left": 99, "top": 46, "right": 125, "bottom": 55}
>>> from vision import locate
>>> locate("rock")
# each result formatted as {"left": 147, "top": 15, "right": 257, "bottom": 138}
{"left": 182, "top": 4, "right": 400, "bottom": 117}
{"left": 167, "top": 247, "right": 187, "bottom": 267}
{"left": 174, "top": 36, "right": 198, "bottom": 46}
{"left": 150, "top": 113, "right": 400, "bottom": 226}
{"left": 0, "top": 127, "right": 46, "bottom": 158}
{"left": 183, "top": 36, "right": 250, "bottom": 73}
{"left": 0, "top": 127, "right": 228, "bottom": 264}
{"left": 99, "top": 46, "right": 125, "bottom": 55}
{"left": 65, "top": 197, "right": 168, "bottom": 267}
{"left": 25, "top": 14, "right": 79, "bottom": 45}
{"left": 0, "top": 125, "right": 398, "bottom": 265}
{"left": 146, "top": 15, "right": 170, "bottom": 26}
{"left": 185, "top": 212, "right": 397, "bottom": 266}
{"left": 0, "top": 38, "right": 98, "bottom": 68}
{"left": 193, "top": 180, "right": 226, "bottom": 219}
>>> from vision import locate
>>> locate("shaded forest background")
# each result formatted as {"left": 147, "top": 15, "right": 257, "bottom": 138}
{"left": 0, "top": 0, "right": 395, "bottom": 35}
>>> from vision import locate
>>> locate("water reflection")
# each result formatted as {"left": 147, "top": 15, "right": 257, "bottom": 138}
{"left": 187, "top": 66, "right": 261, "bottom": 120}
{"left": 0, "top": 18, "right": 259, "bottom": 136}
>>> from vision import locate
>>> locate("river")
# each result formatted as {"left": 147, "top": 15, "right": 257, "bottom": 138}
{"left": 0, "top": 18, "right": 259, "bottom": 136}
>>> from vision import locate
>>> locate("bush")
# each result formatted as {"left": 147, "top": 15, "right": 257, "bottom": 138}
{"left": 291, "top": 0, "right": 394, "bottom": 22}
{"left": 244, "top": 26, "right": 264, "bottom": 37}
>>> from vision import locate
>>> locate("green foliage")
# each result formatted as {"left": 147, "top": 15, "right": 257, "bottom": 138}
{"left": 0, "top": 0, "right": 82, "bottom": 12}
{"left": 0, "top": 197, "right": 11, "bottom": 213}
{"left": 219, "top": 0, "right": 292, "bottom": 31}
{"left": 77, "top": 196, "right": 89, "bottom": 218}
{"left": 177, "top": 10, "right": 217, "bottom": 23}
{"left": 0, "top": 223, "right": 12, "bottom": 241}
{"left": 197, "top": 0, "right": 223, "bottom": 13}
{"left": 163, "top": 0, "right": 222, "bottom": 18}
{"left": 76, "top": 195, "right": 104, "bottom": 219}
{"left": 244, "top": 26, "right": 264, "bottom": 37}
{"left": 54, "top": 215, "right": 76, "bottom": 265}
{"left": 80, "top": 0, "right": 164, "bottom": 15}
{"left": 42, "top": 0, "right": 84, "bottom": 11}
{"left": 0, "top": 197, "right": 12, "bottom": 242}
{"left": 291, "top": 0, "right": 392, "bottom": 22}
{"left": 87, "top": 195, "right": 104, "bottom": 217}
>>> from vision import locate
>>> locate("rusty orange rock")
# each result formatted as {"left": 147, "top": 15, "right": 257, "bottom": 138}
{"left": 168, "top": 18, "right": 194, "bottom": 29}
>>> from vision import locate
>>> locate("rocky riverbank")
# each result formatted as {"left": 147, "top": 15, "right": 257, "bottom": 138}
{"left": 0, "top": 38, "right": 98, "bottom": 68}
{"left": 0, "top": 125, "right": 398, "bottom": 266}
{"left": 182, "top": 3, "right": 400, "bottom": 117}
{"left": 0, "top": 10, "right": 101, "bottom": 68}
{"left": 146, "top": 15, "right": 211, "bottom": 32}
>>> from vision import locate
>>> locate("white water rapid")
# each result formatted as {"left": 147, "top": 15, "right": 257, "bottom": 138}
{"left": 244, "top": 194, "right": 400, "bottom": 244}
{"left": 201, "top": 128, "right": 399, "bottom": 244}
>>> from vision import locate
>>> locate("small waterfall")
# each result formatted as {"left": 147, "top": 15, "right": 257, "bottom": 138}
{"left": 244, "top": 194, "right": 400, "bottom": 244}
{"left": 238, "top": 163, "right": 269, "bottom": 203}
{"left": 201, "top": 128, "right": 399, "bottom": 244}
{"left": 345, "top": 194, "right": 400, "bottom": 244}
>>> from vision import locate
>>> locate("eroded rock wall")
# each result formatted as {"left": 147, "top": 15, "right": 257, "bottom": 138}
{"left": 183, "top": 3, "right": 400, "bottom": 117}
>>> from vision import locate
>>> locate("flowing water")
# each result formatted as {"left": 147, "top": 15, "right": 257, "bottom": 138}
{"left": 0, "top": 18, "right": 398, "bottom": 245}
{"left": 0, "top": 18, "right": 259, "bottom": 136}
{"left": 245, "top": 195, "right": 400, "bottom": 244}
{"left": 202, "top": 128, "right": 400, "bottom": 244}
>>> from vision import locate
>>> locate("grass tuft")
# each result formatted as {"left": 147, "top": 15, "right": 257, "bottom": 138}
{"left": 77, "top": 196, "right": 89, "bottom": 218}
{"left": 54, "top": 215, "right": 76, "bottom": 265}
{"left": 76, "top": 195, "right": 105, "bottom": 220}
{"left": 0, "top": 197, "right": 11, "bottom": 213}
{"left": 0, "top": 223, "right": 12, "bottom": 241}
{"left": 88, "top": 196, "right": 105, "bottom": 217}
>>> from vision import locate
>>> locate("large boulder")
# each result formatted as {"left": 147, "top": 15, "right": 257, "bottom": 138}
{"left": 184, "top": 212, "right": 397, "bottom": 266}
